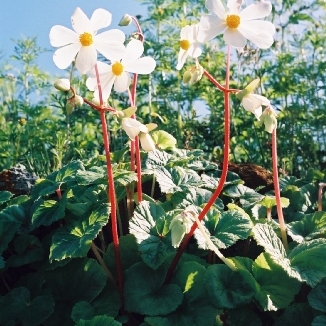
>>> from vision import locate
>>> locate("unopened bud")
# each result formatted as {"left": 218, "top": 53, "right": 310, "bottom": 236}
{"left": 183, "top": 65, "right": 204, "bottom": 85}
{"left": 260, "top": 107, "right": 277, "bottom": 133}
{"left": 18, "top": 118, "right": 27, "bottom": 126}
{"left": 54, "top": 78, "right": 70, "bottom": 91}
{"left": 119, "top": 14, "right": 133, "bottom": 26}
{"left": 74, "top": 95, "right": 84, "bottom": 107}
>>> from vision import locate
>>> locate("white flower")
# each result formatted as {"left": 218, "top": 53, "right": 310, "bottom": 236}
{"left": 199, "top": 0, "right": 275, "bottom": 49}
{"left": 86, "top": 39, "right": 156, "bottom": 101}
{"left": 169, "top": 212, "right": 193, "bottom": 248}
{"left": 121, "top": 118, "right": 148, "bottom": 140}
{"left": 177, "top": 24, "right": 203, "bottom": 70}
{"left": 49, "top": 7, "right": 126, "bottom": 74}
{"left": 259, "top": 107, "right": 277, "bottom": 133}
{"left": 121, "top": 118, "right": 156, "bottom": 151}
{"left": 242, "top": 93, "right": 270, "bottom": 119}
{"left": 236, "top": 78, "right": 269, "bottom": 119}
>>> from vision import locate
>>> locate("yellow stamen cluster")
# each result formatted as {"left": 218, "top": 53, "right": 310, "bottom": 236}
{"left": 226, "top": 15, "right": 241, "bottom": 29}
{"left": 79, "top": 32, "right": 93, "bottom": 46}
{"left": 180, "top": 39, "right": 191, "bottom": 51}
{"left": 112, "top": 62, "right": 124, "bottom": 76}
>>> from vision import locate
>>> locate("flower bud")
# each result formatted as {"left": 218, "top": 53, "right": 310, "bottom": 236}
{"left": 54, "top": 78, "right": 70, "bottom": 91}
{"left": 74, "top": 95, "right": 84, "bottom": 107}
{"left": 183, "top": 65, "right": 204, "bottom": 85}
{"left": 18, "top": 118, "right": 27, "bottom": 126}
{"left": 118, "top": 14, "right": 133, "bottom": 26}
{"left": 66, "top": 101, "right": 74, "bottom": 115}
{"left": 259, "top": 107, "right": 277, "bottom": 133}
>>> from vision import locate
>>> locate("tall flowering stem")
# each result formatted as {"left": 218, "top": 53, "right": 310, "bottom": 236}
{"left": 129, "top": 17, "right": 145, "bottom": 203}
{"left": 271, "top": 129, "right": 289, "bottom": 251}
{"left": 165, "top": 46, "right": 232, "bottom": 283}
{"left": 95, "top": 64, "right": 124, "bottom": 303}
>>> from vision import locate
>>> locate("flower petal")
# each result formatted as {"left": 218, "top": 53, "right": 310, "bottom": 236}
{"left": 224, "top": 28, "right": 246, "bottom": 48}
{"left": 95, "top": 29, "right": 126, "bottom": 43}
{"left": 238, "top": 21, "right": 275, "bottom": 49}
{"left": 198, "top": 15, "right": 226, "bottom": 42}
{"left": 250, "top": 94, "right": 270, "bottom": 106}
{"left": 206, "top": 0, "right": 226, "bottom": 19}
{"left": 75, "top": 45, "right": 97, "bottom": 74}
{"left": 240, "top": 1, "right": 272, "bottom": 20}
{"left": 121, "top": 118, "right": 144, "bottom": 140}
{"left": 124, "top": 57, "right": 156, "bottom": 74}
{"left": 71, "top": 7, "right": 90, "bottom": 34}
{"left": 188, "top": 43, "right": 202, "bottom": 58}
{"left": 122, "top": 39, "right": 144, "bottom": 65}
{"left": 94, "top": 35, "right": 126, "bottom": 62}
{"left": 53, "top": 43, "right": 81, "bottom": 69}
{"left": 176, "top": 49, "right": 188, "bottom": 70}
{"left": 96, "top": 73, "right": 116, "bottom": 100}
{"left": 139, "top": 133, "right": 156, "bottom": 152}
{"left": 227, "top": 0, "right": 243, "bottom": 13}
{"left": 90, "top": 8, "right": 112, "bottom": 32}
{"left": 49, "top": 25, "right": 79, "bottom": 47}
{"left": 114, "top": 73, "right": 131, "bottom": 93}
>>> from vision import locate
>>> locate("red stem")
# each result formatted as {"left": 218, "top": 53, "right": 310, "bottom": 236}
{"left": 271, "top": 129, "right": 289, "bottom": 251}
{"left": 95, "top": 64, "right": 124, "bottom": 303}
{"left": 164, "top": 46, "right": 232, "bottom": 284}
{"left": 318, "top": 183, "right": 326, "bottom": 211}
{"left": 135, "top": 135, "right": 143, "bottom": 202}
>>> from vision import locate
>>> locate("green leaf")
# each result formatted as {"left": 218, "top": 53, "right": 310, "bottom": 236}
{"left": 171, "top": 187, "right": 224, "bottom": 210}
{"left": 259, "top": 195, "right": 289, "bottom": 209}
{"left": 76, "top": 316, "right": 121, "bottom": 326}
{"left": 104, "top": 234, "right": 142, "bottom": 279}
{"left": 71, "top": 301, "right": 95, "bottom": 323}
{"left": 312, "top": 315, "right": 326, "bottom": 326}
{"left": 129, "top": 201, "right": 175, "bottom": 269}
{"left": 224, "top": 184, "right": 264, "bottom": 208}
{"left": 195, "top": 208, "right": 252, "bottom": 250}
{"left": 0, "top": 191, "right": 13, "bottom": 204}
{"left": 274, "top": 303, "right": 314, "bottom": 326}
{"left": 32, "top": 197, "right": 66, "bottom": 228}
{"left": 145, "top": 150, "right": 172, "bottom": 169}
{"left": 289, "top": 239, "right": 326, "bottom": 286}
{"left": 151, "top": 130, "right": 177, "bottom": 150}
{"left": 6, "top": 235, "right": 44, "bottom": 267}
{"left": 146, "top": 261, "right": 221, "bottom": 326}
{"left": 308, "top": 278, "right": 326, "bottom": 312}
{"left": 49, "top": 204, "right": 109, "bottom": 261}
{"left": 0, "top": 287, "right": 54, "bottom": 326}
{"left": 205, "top": 264, "right": 258, "bottom": 309}
{"left": 0, "top": 204, "right": 23, "bottom": 255}
{"left": 153, "top": 166, "right": 202, "bottom": 194}
{"left": 287, "top": 211, "right": 326, "bottom": 243}
{"left": 43, "top": 258, "right": 106, "bottom": 325}
{"left": 227, "top": 307, "right": 262, "bottom": 326}
{"left": 252, "top": 224, "right": 287, "bottom": 265}
{"left": 76, "top": 166, "right": 106, "bottom": 185}
{"left": 51, "top": 160, "right": 84, "bottom": 183}
{"left": 253, "top": 253, "right": 301, "bottom": 310}
{"left": 124, "top": 262, "right": 183, "bottom": 315}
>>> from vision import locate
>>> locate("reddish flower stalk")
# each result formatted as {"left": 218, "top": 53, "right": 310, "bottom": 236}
{"left": 95, "top": 64, "right": 124, "bottom": 303}
{"left": 271, "top": 129, "right": 289, "bottom": 251}
{"left": 128, "top": 16, "right": 145, "bottom": 203}
{"left": 165, "top": 46, "right": 232, "bottom": 284}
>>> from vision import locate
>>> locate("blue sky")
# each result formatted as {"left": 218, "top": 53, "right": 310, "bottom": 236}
{"left": 0, "top": 0, "right": 147, "bottom": 74}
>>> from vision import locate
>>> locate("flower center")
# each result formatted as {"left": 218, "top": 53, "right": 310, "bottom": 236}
{"left": 180, "top": 40, "right": 191, "bottom": 51}
{"left": 79, "top": 32, "right": 93, "bottom": 46}
{"left": 226, "top": 14, "right": 240, "bottom": 29}
{"left": 112, "top": 62, "right": 124, "bottom": 76}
